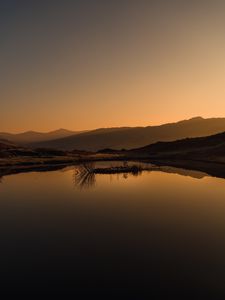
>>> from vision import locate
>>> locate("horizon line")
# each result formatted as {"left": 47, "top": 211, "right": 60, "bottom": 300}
{"left": 1, "top": 115, "right": 225, "bottom": 135}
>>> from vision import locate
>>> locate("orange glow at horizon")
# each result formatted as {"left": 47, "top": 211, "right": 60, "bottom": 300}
{"left": 1, "top": 1, "right": 225, "bottom": 133}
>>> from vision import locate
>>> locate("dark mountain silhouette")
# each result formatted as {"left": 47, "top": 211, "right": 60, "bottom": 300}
{"left": 129, "top": 130, "right": 225, "bottom": 163}
{"left": 0, "top": 139, "right": 32, "bottom": 157}
{"left": 32, "top": 117, "right": 225, "bottom": 151}
{"left": 0, "top": 129, "right": 83, "bottom": 144}
{"left": 0, "top": 139, "right": 18, "bottom": 150}
{"left": 0, "top": 139, "right": 69, "bottom": 158}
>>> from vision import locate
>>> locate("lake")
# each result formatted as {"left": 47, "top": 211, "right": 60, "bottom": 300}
{"left": 1, "top": 162, "right": 225, "bottom": 296}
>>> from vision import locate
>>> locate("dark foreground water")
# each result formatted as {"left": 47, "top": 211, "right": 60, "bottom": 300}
{"left": 0, "top": 163, "right": 225, "bottom": 297}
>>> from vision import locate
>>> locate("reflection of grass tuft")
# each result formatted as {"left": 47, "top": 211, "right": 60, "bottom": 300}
{"left": 73, "top": 163, "right": 96, "bottom": 189}
{"left": 73, "top": 162, "right": 147, "bottom": 189}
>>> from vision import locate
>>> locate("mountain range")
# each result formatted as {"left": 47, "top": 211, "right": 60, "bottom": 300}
{"left": 0, "top": 129, "right": 82, "bottom": 144}
{"left": 129, "top": 130, "right": 225, "bottom": 162}
{"left": 28, "top": 117, "right": 225, "bottom": 151}
{"left": 2, "top": 117, "right": 225, "bottom": 152}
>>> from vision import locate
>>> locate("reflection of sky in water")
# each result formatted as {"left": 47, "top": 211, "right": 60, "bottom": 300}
{"left": 0, "top": 165, "right": 225, "bottom": 293}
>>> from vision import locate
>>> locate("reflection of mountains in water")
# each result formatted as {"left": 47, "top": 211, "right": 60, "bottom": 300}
{"left": 0, "top": 161, "right": 211, "bottom": 188}
{"left": 72, "top": 162, "right": 208, "bottom": 189}
{"left": 156, "top": 166, "right": 207, "bottom": 179}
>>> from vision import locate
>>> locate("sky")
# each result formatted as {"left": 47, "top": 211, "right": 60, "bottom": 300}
{"left": 1, "top": 0, "right": 225, "bottom": 133}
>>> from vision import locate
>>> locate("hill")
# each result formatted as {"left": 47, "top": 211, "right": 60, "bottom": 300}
{"left": 32, "top": 117, "right": 225, "bottom": 151}
{"left": 129, "top": 130, "right": 225, "bottom": 163}
{"left": 0, "top": 139, "right": 34, "bottom": 158}
{"left": 0, "top": 129, "right": 82, "bottom": 144}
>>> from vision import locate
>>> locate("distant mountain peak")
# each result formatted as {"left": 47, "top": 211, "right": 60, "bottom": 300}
{"left": 53, "top": 128, "right": 72, "bottom": 133}
{"left": 188, "top": 116, "right": 204, "bottom": 121}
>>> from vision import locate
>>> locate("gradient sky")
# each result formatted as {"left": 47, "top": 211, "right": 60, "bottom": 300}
{"left": 1, "top": 0, "right": 225, "bottom": 132}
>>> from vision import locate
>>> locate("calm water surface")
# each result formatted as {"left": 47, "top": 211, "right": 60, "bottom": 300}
{"left": 1, "top": 163, "right": 225, "bottom": 296}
